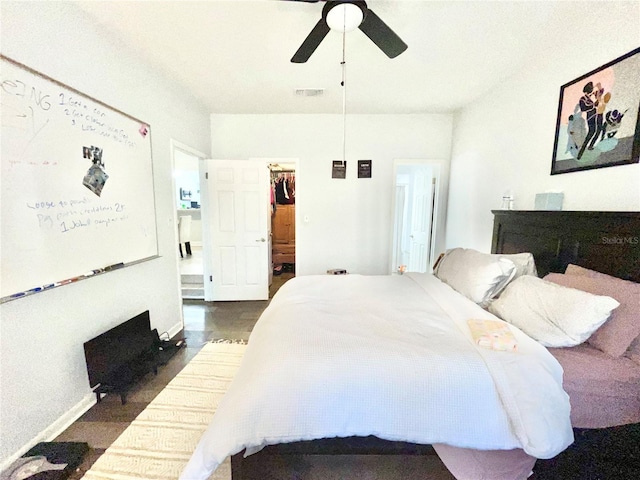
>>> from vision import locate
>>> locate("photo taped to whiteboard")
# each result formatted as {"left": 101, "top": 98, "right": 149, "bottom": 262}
{"left": 82, "top": 144, "right": 109, "bottom": 197}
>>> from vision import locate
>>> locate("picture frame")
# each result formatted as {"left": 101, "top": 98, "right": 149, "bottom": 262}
{"left": 179, "top": 187, "right": 192, "bottom": 200}
{"left": 332, "top": 160, "right": 346, "bottom": 179}
{"left": 358, "top": 160, "right": 372, "bottom": 178}
{"left": 550, "top": 47, "right": 640, "bottom": 175}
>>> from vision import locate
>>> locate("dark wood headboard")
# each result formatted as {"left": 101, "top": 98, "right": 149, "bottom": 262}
{"left": 491, "top": 211, "right": 640, "bottom": 283}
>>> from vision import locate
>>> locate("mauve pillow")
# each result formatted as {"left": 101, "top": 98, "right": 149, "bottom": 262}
{"left": 565, "top": 264, "right": 619, "bottom": 279}
{"left": 544, "top": 272, "right": 640, "bottom": 357}
{"left": 628, "top": 336, "right": 640, "bottom": 365}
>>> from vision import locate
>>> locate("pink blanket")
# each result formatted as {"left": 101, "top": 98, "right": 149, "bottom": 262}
{"left": 548, "top": 343, "right": 640, "bottom": 428}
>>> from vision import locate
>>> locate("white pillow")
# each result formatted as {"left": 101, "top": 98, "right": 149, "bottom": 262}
{"left": 496, "top": 252, "right": 537, "bottom": 279}
{"left": 488, "top": 276, "right": 620, "bottom": 347}
{"left": 434, "top": 248, "right": 517, "bottom": 307}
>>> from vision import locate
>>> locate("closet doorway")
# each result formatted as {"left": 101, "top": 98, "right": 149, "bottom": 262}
{"left": 268, "top": 161, "right": 297, "bottom": 285}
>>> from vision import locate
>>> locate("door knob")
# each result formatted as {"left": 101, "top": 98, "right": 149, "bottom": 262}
{"left": 256, "top": 238, "right": 266, "bottom": 242}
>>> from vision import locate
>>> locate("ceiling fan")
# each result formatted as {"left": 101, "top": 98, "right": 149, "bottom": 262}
{"left": 287, "top": 0, "right": 408, "bottom": 63}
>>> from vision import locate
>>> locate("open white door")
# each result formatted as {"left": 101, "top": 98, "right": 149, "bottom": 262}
{"left": 407, "top": 167, "right": 433, "bottom": 272}
{"left": 202, "top": 160, "right": 270, "bottom": 301}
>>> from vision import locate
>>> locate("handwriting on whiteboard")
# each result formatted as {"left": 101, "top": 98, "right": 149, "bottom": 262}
{"left": 1, "top": 78, "right": 136, "bottom": 150}
{"left": 27, "top": 198, "right": 129, "bottom": 234}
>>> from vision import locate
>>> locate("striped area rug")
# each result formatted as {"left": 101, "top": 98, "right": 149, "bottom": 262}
{"left": 82, "top": 342, "right": 246, "bottom": 480}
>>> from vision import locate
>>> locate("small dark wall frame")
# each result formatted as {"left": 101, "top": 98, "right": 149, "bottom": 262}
{"left": 551, "top": 47, "right": 640, "bottom": 175}
{"left": 358, "top": 160, "right": 372, "bottom": 178}
{"left": 332, "top": 160, "right": 346, "bottom": 179}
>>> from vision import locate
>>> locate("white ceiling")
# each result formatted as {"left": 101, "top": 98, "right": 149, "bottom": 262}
{"left": 75, "top": 0, "right": 580, "bottom": 114}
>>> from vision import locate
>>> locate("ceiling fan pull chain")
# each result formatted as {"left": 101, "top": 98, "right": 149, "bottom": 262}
{"left": 341, "top": 25, "right": 347, "bottom": 165}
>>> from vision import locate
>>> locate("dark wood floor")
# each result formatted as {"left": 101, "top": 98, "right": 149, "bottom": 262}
{"left": 54, "top": 273, "right": 294, "bottom": 478}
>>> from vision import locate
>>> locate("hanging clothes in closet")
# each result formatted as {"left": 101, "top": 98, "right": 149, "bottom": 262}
{"left": 273, "top": 172, "right": 295, "bottom": 205}
{"left": 270, "top": 169, "right": 296, "bottom": 274}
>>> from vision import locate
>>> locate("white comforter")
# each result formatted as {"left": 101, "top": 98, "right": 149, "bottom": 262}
{"left": 181, "top": 273, "right": 573, "bottom": 479}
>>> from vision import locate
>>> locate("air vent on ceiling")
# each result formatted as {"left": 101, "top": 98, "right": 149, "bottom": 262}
{"left": 295, "top": 88, "right": 324, "bottom": 97}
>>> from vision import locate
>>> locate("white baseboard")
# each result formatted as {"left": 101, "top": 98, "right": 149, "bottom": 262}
{"left": 156, "top": 320, "right": 184, "bottom": 342}
{"left": 0, "top": 392, "right": 96, "bottom": 472}
{"left": 168, "top": 320, "right": 183, "bottom": 340}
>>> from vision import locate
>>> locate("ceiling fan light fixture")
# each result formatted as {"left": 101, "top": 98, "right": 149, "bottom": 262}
{"left": 326, "top": 3, "right": 364, "bottom": 32}
{"left": 290, "top": 0, "right": 407, "bottom": 63}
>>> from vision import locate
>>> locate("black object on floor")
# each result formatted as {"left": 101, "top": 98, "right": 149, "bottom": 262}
{"left": 533, "top": 423, "right": 640, "bottom": 479}
{"left": 1, "top": 442, "right": 89, "bottom": 480}
{"left": 84, "top": 310, "right": 159, "bottom": 405}
{"left": 155, "top": 335, "right": 186, "bottom": 365}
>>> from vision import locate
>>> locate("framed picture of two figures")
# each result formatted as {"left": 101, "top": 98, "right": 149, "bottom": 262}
{"left": 551, "top": 47, "right": 640, "bottom": 175}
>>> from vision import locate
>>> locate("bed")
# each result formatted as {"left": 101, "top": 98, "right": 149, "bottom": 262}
{"left": 492, "top": 210, "right": 640, "bottom": 422}
{"left": 181, "top": 210, "right": 640, "bottom": 480}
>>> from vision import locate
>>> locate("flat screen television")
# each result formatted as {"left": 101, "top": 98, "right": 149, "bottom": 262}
{"left": 83, "top": 310, "right": 155, "bottom": 388}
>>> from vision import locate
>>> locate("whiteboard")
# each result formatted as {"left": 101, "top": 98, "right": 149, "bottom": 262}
{"left": 1, "top": 56, "right": 158, "bottom": 300}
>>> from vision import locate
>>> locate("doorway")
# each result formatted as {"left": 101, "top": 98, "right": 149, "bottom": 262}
{"left": 390, "top": 160, "right": 440, "bottom": 274}
{"left": 269, "top": 163, "right": 296, "bottom": 279}
{"left": 171, "top": 142, "right": 207, "bottom": 300}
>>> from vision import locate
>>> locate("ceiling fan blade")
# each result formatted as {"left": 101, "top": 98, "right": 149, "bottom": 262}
{"left": 358, "top": 8, "right": 407, "bottom": 59}
{"left": 291, "top": 18, "right": 331, "bottom": 63}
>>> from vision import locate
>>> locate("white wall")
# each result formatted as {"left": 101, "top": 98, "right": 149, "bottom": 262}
{"left": 0, "top": 2, "right": 210, "bottom": 466}
{"left": 446, "top": 1, "right": 640, "bottom": 252}
{"left": 211, "top": 114, "right": 453, "bottom": 275}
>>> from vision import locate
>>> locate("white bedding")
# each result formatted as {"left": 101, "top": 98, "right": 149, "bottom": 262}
{"left": 181, "top": 273, "right": 573, "bottom": 479}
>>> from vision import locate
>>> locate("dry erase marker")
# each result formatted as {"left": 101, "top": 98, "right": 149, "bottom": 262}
{"left": 10, "top": 292, "right": 26, "bottom": 298}
{"left": 43, "top": 283, "right": 56, "bottom": 290}
{"left": 27, "top": 287, "right": 42, "bottom": 293}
